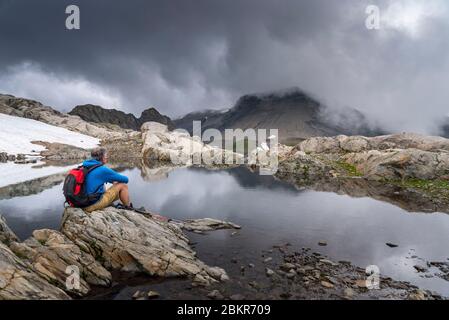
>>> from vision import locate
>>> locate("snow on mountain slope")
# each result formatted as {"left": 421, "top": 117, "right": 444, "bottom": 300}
{"left": 0, "top": 113, "right": 99, "bottom": 155}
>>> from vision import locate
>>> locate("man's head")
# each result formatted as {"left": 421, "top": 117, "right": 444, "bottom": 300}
{"left": 91, "top": 147, "right": 108, "bottom": 164}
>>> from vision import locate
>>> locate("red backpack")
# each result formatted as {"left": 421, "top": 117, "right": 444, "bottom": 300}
{"left": 63, "top": 164, "right": 103, "bottom": 208}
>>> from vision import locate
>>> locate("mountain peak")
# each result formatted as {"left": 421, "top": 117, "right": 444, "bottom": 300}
{"left": 174, "top": 88, "right": 384, "bottom": 144}
{"left": 69, "top": 104, "right": 174, "bottom": 130}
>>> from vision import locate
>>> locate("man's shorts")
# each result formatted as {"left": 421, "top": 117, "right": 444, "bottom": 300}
{"left": 84, "top": 184, "right": 121, "bottom": 213}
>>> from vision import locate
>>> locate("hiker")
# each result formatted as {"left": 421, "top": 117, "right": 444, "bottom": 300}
{"left": 63, "top": 147, "right": 172, "bottom": 221}
{"left": 81, "top": 148, "right": 131, "bottom": 213}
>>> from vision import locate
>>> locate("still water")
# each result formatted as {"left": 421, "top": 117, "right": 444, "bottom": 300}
{"left": 0, "top": 164, "right": 448, "bottom": 296}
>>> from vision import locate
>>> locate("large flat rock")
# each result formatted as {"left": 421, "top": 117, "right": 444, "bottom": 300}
{"left": 61, "top": 207, "right": 230, "bottom": 286}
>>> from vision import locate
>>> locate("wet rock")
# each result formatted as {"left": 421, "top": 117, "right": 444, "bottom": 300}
{"left": 248, "top": 281, "right": 259, "bottom": 289}
{"left": 280, "top": 263, "right": 296, "bottom": 271}
{"left": 132, "top": 290, "right": 144, "bottom": 300}
{"left": 147, "top": 290, "right": 160, "bottom": 299}
{"left": 408, "top": 289, "right": 427, "bottom": 300}
{"left": 266, "top": 268, "right": 275, "bottom": 277}
{"left": 280, "top": 292, "right": 292, "bottom": 299}
{"left": 0, "top": 215, "right": 19, "bottom": 245}
{"left": 263, "top": 257, "right": 273, "bottom": 263}
{"left": 248, "top": 263, "right": 255, "bottom": 268}
{"left": 207, "top": 290, "right": 224, "bottom": 300}
{"left": 61, "top": 207, "right": 229, "bottom": 287}
{"left": 413, "top": 265, "right": 428, "bottom": 273}
{"left": 318, "top": 241, "right": 327, "bottom": 246}
{"left": 355, "top": 280, "right": 367, "bottom": 288}
{"left": 14, "top": 157, "right": 37, "bottom": 164}
{"left": 344, "top": 288, "right": 355, "bottom": 299}
{"left": 386, "top": 243, "right": 399, "bottom": 248}
{"left": 320, "top": 281, "right": 334, "bottom": 289}
{"left": 179, "top": 218, "right": 241, "bottom": 233}
{"left": 320, "top": 259, "right": 339, "bottom": 267}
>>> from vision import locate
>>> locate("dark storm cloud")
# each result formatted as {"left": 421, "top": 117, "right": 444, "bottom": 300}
{"left": 0, "top": 0, "right": 448, "bottom": 133}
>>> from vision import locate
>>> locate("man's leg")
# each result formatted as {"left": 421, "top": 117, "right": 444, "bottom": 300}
{"left": 115, "top": 183, "right": 130, "bottom": 206}
{"left": 84, "top": 184, "right": 129, "bottom": 213}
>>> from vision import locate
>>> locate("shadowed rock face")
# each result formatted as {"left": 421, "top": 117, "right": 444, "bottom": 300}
{"left": 70, "top": 104, "right": 174, "bottom": 131}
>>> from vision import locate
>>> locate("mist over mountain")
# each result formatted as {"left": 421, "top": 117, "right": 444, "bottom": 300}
{"left": 174, "top": 88, "right": 385, "bottom": 145}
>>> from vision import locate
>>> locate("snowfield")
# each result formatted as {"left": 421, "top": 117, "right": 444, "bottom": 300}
{"left": 0, "top": 113, "right": 100, "bottom": 155}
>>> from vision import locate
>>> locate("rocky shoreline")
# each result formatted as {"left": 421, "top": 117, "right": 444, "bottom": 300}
{"left": 0, "top": 207, "right": 239, "bottom": 299}
{"left": 2, "top": 206, "right": 447, "bottom": 300}
{"left": 90, "top": 242, "right": 446, "bottom": 301}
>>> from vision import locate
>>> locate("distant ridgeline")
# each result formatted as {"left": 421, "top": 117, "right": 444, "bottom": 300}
{"left": 0, "top": 90, "right": 387, "bottom": 145}
{"left": 69, "top": 104, "right": 175, "bottom": 131}
{"left": 173, "top": 88, "right": 386, "bottom": 145}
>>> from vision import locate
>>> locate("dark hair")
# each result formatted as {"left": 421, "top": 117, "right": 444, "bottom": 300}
{"left": 91, "top": 148, "right": 107, "bottom": 161}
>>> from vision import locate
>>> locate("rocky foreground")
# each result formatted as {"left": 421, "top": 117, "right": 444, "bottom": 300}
{"left": 0, "top": 208, "right": 239, "bottom": 299}
{"left": 138, "top": 242, "right": 444, "bottom": 301}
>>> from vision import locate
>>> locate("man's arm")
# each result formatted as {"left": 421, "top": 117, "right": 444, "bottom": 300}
{"left": 103, "top": 167, "right": 129, "bottom": 184}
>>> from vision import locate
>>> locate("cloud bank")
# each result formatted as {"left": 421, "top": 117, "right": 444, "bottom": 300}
{"left": 0, "top": 0, "right": 448, "bottom": 133}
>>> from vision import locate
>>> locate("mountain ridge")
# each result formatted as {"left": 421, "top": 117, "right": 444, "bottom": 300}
{"left": 69, "top": 104, "right": 175, "bottom": 131}
{"left": 174, "top": 88, "right": 385, "bottom": 145}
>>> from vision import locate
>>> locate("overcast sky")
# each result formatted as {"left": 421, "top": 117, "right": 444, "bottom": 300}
{"left": 0, "top": 0, "right": 448, "bottom": 133}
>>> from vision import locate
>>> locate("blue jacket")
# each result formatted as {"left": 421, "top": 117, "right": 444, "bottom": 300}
{"left": 83, "top": 159, "right": 129, "bottom": 195}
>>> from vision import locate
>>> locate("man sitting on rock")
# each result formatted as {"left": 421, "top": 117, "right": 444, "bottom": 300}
{"left": 83, "top": 148, "right": 131, "bottom": 213}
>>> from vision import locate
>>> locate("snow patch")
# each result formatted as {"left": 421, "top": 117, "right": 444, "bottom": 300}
{"left": 0, "top": 114, "right": 99, "bottom": 155}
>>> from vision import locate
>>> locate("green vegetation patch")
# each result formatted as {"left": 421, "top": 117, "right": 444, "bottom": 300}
{"left": 390, "top": 178, "right": 449, "bottom": 197}
{"left": 334, "top": 161, "right": 363, "bottom": 177}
